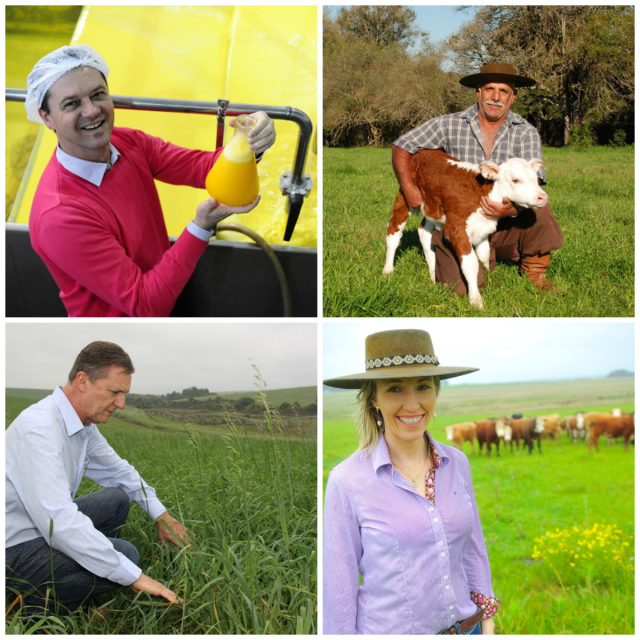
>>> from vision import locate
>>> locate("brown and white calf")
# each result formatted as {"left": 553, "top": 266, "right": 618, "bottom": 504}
{"left": 535, "top": 414, "right": 561, "bottom": 441}
{"left": 561, "top": 412, "right": 586, "bottom": 443}
{"left": 444, "top": 422, "right": 477, "bottom": 454}
{"left": 384, "top": 150, "right": 548, "bottom": 309}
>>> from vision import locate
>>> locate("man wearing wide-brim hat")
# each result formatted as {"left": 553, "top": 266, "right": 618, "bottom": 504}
{"left": 392, "top": 62, "right": 563, "bottom": 296}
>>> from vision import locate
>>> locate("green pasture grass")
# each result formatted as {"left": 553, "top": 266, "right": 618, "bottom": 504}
{"left": 322, "top": 378, "right": 634, "bottom": 634}
{"left": 5, "top": 388, "right": 51, "bottom": 400}
{"left": 211, "top": 387, "right": 317, "bottom": 407}
{"left": 110, "top": 409, "right": 317, "bottom": 441}
{"left": 323, "top": 146, "right": 634, "bottom": 317}
{"left": 6, "top": 396, "right": 317, "bottom": 634}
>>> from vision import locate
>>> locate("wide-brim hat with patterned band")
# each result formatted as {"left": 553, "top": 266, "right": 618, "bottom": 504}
{"left": 323, "top": 329, "right": 478, "bottom": 390}
{"left": 459, "top": 62, "right": 536, "bottom": 88}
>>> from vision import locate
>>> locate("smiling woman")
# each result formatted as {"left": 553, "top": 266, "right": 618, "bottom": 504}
{"left": 373, "top": 376, "right": 438, "bottom": 455}
{"left": 322, "top": 329, "right": 502, "bottom": 635}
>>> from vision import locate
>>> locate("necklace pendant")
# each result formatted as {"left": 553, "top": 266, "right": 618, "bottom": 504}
{"left": 412, "top": 481, "right": 418, "bottom": 488}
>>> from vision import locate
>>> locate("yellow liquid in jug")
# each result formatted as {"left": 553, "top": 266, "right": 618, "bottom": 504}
{"left": 206, "top": 134, "right": 260, "bottom": 206}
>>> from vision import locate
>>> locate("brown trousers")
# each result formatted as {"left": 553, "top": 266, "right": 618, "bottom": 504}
{"left": 432, "top": 204, "right": 563, "bottom": 295}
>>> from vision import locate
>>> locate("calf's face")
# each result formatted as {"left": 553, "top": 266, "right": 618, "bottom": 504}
{"left": 497, "top": 158, "right": 548, "bottom": 209}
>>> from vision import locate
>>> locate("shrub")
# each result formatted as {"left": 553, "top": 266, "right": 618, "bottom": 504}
{"left": 568, "top": 124, "right": 597, "bottom": 149}
{"left": 609, "top": 129, "right": 628, "bottom": 147}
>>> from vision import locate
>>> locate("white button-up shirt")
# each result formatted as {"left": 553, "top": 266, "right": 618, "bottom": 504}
{"left": 5, "top": 387, "right": 167, "bottom": 586}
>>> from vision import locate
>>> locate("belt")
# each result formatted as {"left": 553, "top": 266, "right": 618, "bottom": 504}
{"left": 438, "top": 608, "right": 484, "bottom": 635}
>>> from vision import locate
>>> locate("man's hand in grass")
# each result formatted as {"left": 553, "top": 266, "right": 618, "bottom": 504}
{"left": 156, "top": 511, "right": 195, "bottom": 550}
{"left": 131, "top": 573, "right": 180, "bottom": 604}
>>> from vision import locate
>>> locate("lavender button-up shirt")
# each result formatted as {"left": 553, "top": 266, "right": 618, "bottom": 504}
{"left": 323, "top": 433, "right": 495, "bottom": 634}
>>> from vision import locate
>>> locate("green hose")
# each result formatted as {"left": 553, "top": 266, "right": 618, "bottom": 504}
{"left": 216, "top": 223, "right": 292, "bottom": 317}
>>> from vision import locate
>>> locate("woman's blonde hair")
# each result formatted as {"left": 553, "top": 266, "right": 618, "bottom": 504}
{"left": 354, "top": 377, "right": 441, "bottom": 454}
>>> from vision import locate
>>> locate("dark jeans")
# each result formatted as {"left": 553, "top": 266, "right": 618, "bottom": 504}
{"left": 6, "top": 487, "right": 139, "bottom": 613}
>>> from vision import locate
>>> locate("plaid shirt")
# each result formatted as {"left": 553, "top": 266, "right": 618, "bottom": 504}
{"left": 394, "top": 104, "right": 546, "bottom": 183}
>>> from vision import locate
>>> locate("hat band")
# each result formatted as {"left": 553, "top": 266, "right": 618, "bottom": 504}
{"left": 365, "top": 353, "right": 439, "bottom": 370}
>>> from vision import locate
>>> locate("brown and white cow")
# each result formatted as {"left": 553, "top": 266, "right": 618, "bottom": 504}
{"left": 506, "top": 416, "right": 545, "bottom": 454}
{"left": 583, "top": 412, "right": 617, "bottom": 438}
{"left": 475, "top": 419, "right": 503, "bottom": 457}
{"left": 588, "top": 414, "right": 635, "bottom": 452}
{"left": 561, "top": 412, "right": 586, "bottom": 443}
{"left": 383, "top": 150, "right": 548, "bottom": 309}
{"left": 535, "top": 414, "right": 561, "bottom": 442}
{"left": 444, "top": 422, "right": 477, "bottom": 454}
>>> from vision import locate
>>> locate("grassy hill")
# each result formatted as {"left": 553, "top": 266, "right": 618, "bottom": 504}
{"left": 5, "top": 388, "right": 51, "bottom": 401}
{"left": 180, "top": 386, "right": 317, "bottom": 406}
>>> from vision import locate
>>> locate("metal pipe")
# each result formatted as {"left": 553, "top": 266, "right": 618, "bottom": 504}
{"left": 6, "top": 88, "right": 313, "bottom": 240}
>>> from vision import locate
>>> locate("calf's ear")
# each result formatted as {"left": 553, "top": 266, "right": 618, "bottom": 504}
{"left": 529, "top": 158, "right": 544, "bottom": 172}
{"left": 478, "top": 161, "right": 500, "bottom": 181}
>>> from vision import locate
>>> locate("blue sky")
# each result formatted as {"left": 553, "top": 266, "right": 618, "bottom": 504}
{"left": 323, "top": 321, "right": 635, "bottom": 386}
{"left": 411, "top": 6, "right": 477, "bottom": 45}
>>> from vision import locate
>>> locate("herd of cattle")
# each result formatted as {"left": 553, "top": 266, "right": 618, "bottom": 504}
{"left": 444, "top": 410, "right": 635, "bottom": 456}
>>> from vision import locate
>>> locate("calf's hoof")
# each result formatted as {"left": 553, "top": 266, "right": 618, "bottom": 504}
{"left": 382, "top": 266, "right": 394, "bottom": 275}
{"left": 469, "top": 296, "right": 484, "bottom": 310}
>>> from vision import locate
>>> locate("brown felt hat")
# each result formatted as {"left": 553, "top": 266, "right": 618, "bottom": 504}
{"left": 323, "top": 329, "right": 478, "bottom": 390}
{"left": 459, "top": 62, "right": 536, "bottom": 88}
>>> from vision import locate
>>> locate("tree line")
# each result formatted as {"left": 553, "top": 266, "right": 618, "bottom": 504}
{"left": 323, "top": 6, "right": 634, "bottom": 148}
{"left": 126, "top": 391, "right": 317, "bottom": 417}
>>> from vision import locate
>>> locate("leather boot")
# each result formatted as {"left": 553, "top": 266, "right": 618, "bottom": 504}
{"left": 520, "top": 254, "right": 559, "bottom": 291}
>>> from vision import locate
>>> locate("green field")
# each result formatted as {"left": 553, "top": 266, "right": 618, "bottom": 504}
{"left": 323, "top": 145, "right": 634, "bottom": 317}
{"left": 323, "top": 378, "right": 634, "bottom": 634}
{"left": 6, "top": 392, "right": 317, "bottom": 634}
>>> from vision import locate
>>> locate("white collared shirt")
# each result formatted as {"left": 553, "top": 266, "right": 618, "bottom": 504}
{"left": 56, "top": 143, "right": 121, "bottom": 187}
{"left": 5, "top": 387, "right": 168, "bottom": 586}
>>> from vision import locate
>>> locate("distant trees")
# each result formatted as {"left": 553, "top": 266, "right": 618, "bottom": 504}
{"left": 333, "top": 5, "right": 427, "bottom": 49}
{"left": 448, "top": 6, "right": 634, "bottom": 145}
{"left": 324, "top": 5, "right": 635, "bottom": 147}
{"left": 126, "top": 391, "right": 317, "bottom": 417}
{"left": 607, "top": 369, "right": 634, "bottom": 378}
{"left": 181, "top": 386, "right": 211, "bottom": 398}
{"left": 323, "top": 6, "right": 466, "bottom": 147}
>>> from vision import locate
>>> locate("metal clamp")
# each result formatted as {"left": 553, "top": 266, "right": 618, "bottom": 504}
{"left": 216, "top": 99, "right": 230, "bottom": 148}
{"left": 279, "top": 172, "right": 313, "bottom": 198}
{"left": 280, "top": 172, "right": 313, "bottom": 241}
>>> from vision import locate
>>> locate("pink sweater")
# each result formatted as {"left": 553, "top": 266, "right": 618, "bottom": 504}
{"left": 29, "top": 127, "right": 222, "bottom": 317}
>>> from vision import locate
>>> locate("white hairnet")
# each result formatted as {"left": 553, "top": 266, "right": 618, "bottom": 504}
{"left": 25, "top": 45, "right": 110, "bottom": 124}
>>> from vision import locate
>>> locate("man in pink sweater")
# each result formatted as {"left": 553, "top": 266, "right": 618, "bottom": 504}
{"left": 26, "top": 45, "right": 275, "bottom": 317}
